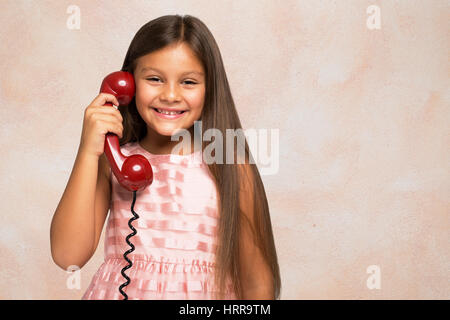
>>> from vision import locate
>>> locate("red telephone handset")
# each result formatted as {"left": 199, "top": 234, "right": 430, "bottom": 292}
{"left": 99, "top": 71, "right": 153, "bottom": 192}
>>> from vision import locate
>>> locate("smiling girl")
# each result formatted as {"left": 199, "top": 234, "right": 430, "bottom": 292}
{"left": 50, "top": 15, "right": 281, "bottom": 300}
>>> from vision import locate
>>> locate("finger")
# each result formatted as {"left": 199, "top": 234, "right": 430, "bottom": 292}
{"left": 103, "top": 120, "right": 124, "bottom": 138}
{"left": 94, "top": 106, "right": 123, "bottom": 123}
{"left": 92, "top": 113, "right": 123, "bottom": 127}
{"left": 93, "top": 93, "right": 120, "bottom": 108}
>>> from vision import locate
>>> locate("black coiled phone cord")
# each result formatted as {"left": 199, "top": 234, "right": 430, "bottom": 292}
{"left": 118, "top": 190, "right": 139, "bottom": 300}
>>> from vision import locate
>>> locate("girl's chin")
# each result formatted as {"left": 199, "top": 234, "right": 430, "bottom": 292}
{"left": 151, "top": 124, "right": 187, "bottom": 137}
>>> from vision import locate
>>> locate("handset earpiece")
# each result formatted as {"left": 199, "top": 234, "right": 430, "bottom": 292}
{"left": 99, "top": 71, "right": 153, "bottom": 192}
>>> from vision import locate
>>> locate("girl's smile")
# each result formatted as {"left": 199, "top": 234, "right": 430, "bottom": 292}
{"left": 151, "top": 106, "right": 187, "bottom": 119}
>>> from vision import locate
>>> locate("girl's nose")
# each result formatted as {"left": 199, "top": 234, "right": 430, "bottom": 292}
{"left": 160, "top": 83, "right": 181, "bottom": 103}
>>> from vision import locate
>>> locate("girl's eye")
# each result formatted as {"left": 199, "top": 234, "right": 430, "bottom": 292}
{"left": 146, "top": 78, "right": 197, "bottom": 85}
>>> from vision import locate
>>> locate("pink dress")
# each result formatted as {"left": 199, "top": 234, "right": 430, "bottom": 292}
{"left": 82, "top": 142, "right": 236, "bottom": 300}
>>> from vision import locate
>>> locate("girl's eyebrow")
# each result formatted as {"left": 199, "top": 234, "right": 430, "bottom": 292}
{"left": 140, "top": 66, "right": 204, "bottom": 76}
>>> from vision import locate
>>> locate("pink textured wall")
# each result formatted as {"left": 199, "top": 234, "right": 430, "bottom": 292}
{"left": 0, "top": 1, "right": 448, "bottom": 299}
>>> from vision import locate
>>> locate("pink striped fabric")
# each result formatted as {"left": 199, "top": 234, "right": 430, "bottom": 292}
{"left": 82, "top": 142, "right": 236, "bottom": 300}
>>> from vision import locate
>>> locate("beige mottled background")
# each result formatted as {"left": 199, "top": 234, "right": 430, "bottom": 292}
{"left": 0, "top": 0, "right": 448, "bottom": 299}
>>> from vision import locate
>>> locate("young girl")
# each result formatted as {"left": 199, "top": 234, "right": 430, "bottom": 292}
{"left": 50, "top": 14, "right": 281, "bottom": 300}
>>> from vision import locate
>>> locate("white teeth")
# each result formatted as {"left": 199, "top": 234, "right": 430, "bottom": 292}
{"left": 156, "top": 108, "right": 183, "bottom": 115}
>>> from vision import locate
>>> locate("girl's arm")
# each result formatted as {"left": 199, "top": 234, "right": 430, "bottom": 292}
{"left": 238, "top": 164, "right": 275, "bottom": 299}
{"left": 50, "top": 151, "right": 111, "bottom": 270}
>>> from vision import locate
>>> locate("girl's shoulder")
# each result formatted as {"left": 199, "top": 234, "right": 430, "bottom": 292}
{"left": 119, "top": 141, "right": 138, "bottom": 153}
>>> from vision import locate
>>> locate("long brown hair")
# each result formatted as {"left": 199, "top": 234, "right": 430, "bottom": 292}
{"left": 119, "top": 15, "right": 280, "bottom": 299}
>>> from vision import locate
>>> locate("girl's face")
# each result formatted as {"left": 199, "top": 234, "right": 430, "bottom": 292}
{"left": 134, "top": 42, "right": 206, "bottom": 137}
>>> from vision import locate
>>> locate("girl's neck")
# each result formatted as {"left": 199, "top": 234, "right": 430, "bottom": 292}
{"left": 140, "top": 127, "right": 195, "bottom": 155}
